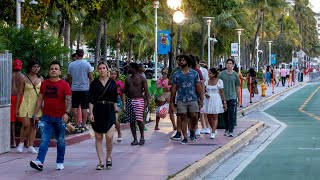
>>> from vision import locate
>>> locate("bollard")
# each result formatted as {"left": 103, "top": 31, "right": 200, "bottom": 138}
{"left": 261, "top": 83, "right": 267, "bottom": 97}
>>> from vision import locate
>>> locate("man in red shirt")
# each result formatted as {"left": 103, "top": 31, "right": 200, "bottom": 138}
{"left": 30, "top": 61, "right": 72, "bottom": 171}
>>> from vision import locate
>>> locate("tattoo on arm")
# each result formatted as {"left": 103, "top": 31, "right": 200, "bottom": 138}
{"left": 66, "top": 95, "right": 72, "bottom": 113}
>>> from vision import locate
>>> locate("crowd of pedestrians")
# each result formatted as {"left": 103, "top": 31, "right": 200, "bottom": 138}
{"left": 11, "top": 49, "right": 309, "bottom": 172}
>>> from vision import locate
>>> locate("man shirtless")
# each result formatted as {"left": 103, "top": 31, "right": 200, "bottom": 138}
{"left": 124, "top": 63, "right": 150, "bottom": 146}
{"left": 11, "top": 59, "right": 24, "bottom": 148}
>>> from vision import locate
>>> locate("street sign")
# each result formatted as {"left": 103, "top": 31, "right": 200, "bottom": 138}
{"left": 231, "top": 43, "right": 238, "bottom": 57}
{"left": 158, "top": 30, "right": 171, "bottom": 55}
{"left": 271, "top": 54, "right": 276, "bottom": 65}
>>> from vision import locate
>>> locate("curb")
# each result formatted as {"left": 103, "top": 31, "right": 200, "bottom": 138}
{"left": 170, "top": 121, "right": 265, "bottom": 180}
{"left": 237, "top": 83, "right": 305, "bottom": 117}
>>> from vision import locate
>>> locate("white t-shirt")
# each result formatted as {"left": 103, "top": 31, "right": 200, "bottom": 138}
{"left": 200, "top": 66, "right": 208, "bottom": 83}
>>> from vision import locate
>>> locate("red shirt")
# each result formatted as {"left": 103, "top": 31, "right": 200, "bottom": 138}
{"left": 40, "top": 79, "right": 72, "bottom": 118}
{"left": 116, "top": 80, "right": 124, "bottom": 96}
{"left": 193, "top": 68, "right": 204, "bottom": 81}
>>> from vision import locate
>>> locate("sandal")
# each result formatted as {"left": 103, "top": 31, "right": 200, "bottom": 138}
{"left": 96, "top": 164, "right": 104, "bottom": 170}
{"left": 131, "top": 139, "right": 138, "bottom": 146}
{"left": 117, "top": 133, "right": 123, "bottom": 143}
{"left": 139, "top": 138, "right": 145, "bottom": 145}
{"left": 106, "top": 159, "right": 112, "bottom": 169}
{"left": 154, "top": 127, "right": 160, "bottom": 130}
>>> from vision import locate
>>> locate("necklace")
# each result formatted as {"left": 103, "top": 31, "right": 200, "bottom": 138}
{"left": 99, "top": 77, "right": 109, "bottom": 85}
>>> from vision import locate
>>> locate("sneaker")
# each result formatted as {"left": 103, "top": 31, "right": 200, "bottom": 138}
{"left": 28, "top": 146, "right": 38, "bottom": 154}
{"left": 180, "top": 138, "right": 188, "bottom": 145}
{"left": 170, "top": 133, "right": 182, "bottom": 141}
{"left": 195, "top": 129, "right": 201, "bottom": 136}
{"left": 17, "top": 143, "right": 24, "bottom": 153}
{"left": 224, "top": 130, "right": 229, "bottom": 136}
{"left": 214, "top": 129, "right": 218, "bottom": 135}
{"left": 56, "top": 163, "right": 64, "bottom": 170}
{"left": 228, "top": 132, "right": 234, "bottom": 137}
{"left": 30, "top": 160, "right": 43, "bottom": 171}
{"left": 205, "top": 128, "right": 211, "bottom": 134}
{"left": 190, "top": 132, "right": 196, "bottom": 141}
{"left": 210, "top": 133, "right": 216, "bottom": 139}
{"left": 200, "top": 129, "right": 207, "bottom": 134}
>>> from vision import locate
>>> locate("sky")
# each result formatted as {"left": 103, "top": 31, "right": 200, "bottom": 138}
{"left": 310, "top": 0, "right": 320, "bottom": 13}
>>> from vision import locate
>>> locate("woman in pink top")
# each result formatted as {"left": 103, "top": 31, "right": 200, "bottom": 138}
{"left": 155, "top": 68, "right": 176, "bottom": 130}
{"left": 280, "top": 67, "right": 287, "bottom": 86}
{"left": 110, "top": 70, "right": 124, "bottom": 142}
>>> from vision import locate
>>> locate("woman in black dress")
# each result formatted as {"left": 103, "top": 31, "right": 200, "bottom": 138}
{"left": 89, "top": 62, "right": 118, "bottom": 170}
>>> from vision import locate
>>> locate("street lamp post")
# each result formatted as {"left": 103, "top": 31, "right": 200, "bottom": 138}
{"left": 154, "top": 1, "right": 159, "bottom": 80}
{"left": 204, "top": 17, "right": 214, "bottom": 69}
{"left": 16, "top": 0, "right": 38, "bottom": 29}
{"left": 167, "top": 0, "right": 183, "bottom": 74}
{"left": 267, "top": 41, "right": 273, "bottom": 66}
{"left": 235, "top": 29, "right": 244, "bottom": 69}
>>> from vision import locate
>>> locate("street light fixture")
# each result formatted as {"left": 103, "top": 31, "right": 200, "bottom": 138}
{"left": 167, "top": 0, "right": 183, "bottom": 74}
{"left": 16, "top": 0, "right": 38, "bottom": 29}
{"left": 235, "top": 29, "right": 244, "bottom": 69}
{"left": 267, "top": 41, "right": 273, "bottom": 66}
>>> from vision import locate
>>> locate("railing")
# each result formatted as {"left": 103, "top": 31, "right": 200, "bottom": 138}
{"left": 309, "top": 71, "right": 320, "bottom": 83}
{"left": 0, "top": 50, "right": 12, "bottom": 107}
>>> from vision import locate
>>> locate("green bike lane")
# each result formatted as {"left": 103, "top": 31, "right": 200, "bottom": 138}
{"left": 236, "top": 83, "right": 320, "bottom": 180}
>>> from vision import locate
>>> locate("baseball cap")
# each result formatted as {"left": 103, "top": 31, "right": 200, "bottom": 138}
{"left": 13, "top": 59, "right": 23, "bottom": 70}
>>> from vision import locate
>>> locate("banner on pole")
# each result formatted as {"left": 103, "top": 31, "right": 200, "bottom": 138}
{"left": 271, "top": 54, "right": 276, "bottom": 65}
{"left": 158, "top": 30, "right": 171, "bottom": 55}
{"left": 231, "top": 43, "right": 238, "bottom": 57}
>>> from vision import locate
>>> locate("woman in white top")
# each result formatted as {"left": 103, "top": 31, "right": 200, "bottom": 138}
{"left": 203, "top": 68, "right": 227, "bottom": 139}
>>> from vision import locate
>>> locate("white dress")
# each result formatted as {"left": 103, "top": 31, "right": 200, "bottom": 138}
{"left": 203, "top": 79, "right": 224, "bottom": 114}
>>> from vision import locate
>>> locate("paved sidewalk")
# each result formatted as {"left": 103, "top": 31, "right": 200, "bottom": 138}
{"left": 0, "top": 77, "right": 308, "bottom": 180}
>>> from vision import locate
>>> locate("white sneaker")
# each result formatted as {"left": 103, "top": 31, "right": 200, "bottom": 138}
{"left": 28, "top": 146, "right": 38, "bottom": 154}
{"left": 210, "top": 133, "right": 216, "bottom": 139}
{"left": 224, "top": 130, "right": 229, "bottom": 136}
{"left": 205, "top": 128, "right": 211, "bottom": 134}
{"left": 17, "top": 143, "right": 24, "bottom": 153}
{"left": 56, "top": 163, "right": 64, "bottom": 170}
{"left": 195, "top": 129, "right": 201, "bottom": 136}
{"left": 200, "top": 129, "right": 206, "bottom": 134}
{"left": 214, "top": 130, "right": 218, "bottom": 135}
{"left": 228, "top": 132, "right": 234, "bottom": 137}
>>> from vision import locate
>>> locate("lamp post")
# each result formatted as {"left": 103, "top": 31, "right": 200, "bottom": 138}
{"left": 16, "top": 0, "right": 38, "bottom": 29}
{"left": 154, "top": 1, "right": 159, "bottom": 80}
{"left": 256, "top": 37, "right": 262, "bottom": 72}
{"left": 267, "top": 41, "right": 273, "bottom": 66}
{"left": 167, "top": 0, "right": 183, "bottom": 74}
{"left": 204, "top": 17, "right": 214, "bottom": 69}
{"left": 235, "top": 29, "right": 244, "bottom": 69}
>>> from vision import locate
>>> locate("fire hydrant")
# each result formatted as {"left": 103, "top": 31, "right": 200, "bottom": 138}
{"left": 261, "top": 83, "right": 267, "bottom": 97}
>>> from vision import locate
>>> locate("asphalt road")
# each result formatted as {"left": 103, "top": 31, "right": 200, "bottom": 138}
{"left": 235, "top": 83, "right": 320, "bottom": 180}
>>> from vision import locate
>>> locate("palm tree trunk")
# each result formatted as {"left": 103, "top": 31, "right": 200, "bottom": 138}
{"left": 128, "top": 33, "right": 134, "bottom": 63}
{"left": 103, "top": 19, "right": 108, "bottom": 61}
{"left": 261, "top": 11, "right": 265, "bottom": 65}
{"left": 200, "top": 21, "right": 206, "bottom": 61}
{"left": 252, "top": 9, "right": 263, "bottom": 68}
{"left": 210, "top": 40, "right": 214, "bottom": 68}
{"left": 95, "top": 19, "right": 103, "bottom": 68}
{"left": 116, "top": 32, "right": 122, "bottom": 70}
{"left": 64, "top": 20, "right": 70, "bottom": 48}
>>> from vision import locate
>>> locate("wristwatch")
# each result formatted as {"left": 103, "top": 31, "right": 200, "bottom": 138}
{"left": 65, "top": 112, "right": 71, "bottom": 116}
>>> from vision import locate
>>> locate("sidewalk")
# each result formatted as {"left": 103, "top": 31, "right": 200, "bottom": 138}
{"left": 0, "top": 77, "right": 308, "bottom": 180}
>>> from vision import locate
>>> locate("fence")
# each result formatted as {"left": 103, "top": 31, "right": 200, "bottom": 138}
{"left": 0, "top": 50, "right": 12, "bottom": 107}
{"left": 309, "top": 71, "right": 320, "bottom": 83}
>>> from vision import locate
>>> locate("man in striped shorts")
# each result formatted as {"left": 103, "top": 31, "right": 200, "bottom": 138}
{"left": 124, "top": 63, "right": 150, "bottom": 146}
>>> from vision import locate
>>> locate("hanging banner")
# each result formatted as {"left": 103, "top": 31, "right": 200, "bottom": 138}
{"left": 271, "top": 54, "right": 276, "bottom": 65}
{"left": 231, "top": 43, "right": 238, "bottom": 57}
{"left": 158, "top": 30, "right": 171, "bottom": 55}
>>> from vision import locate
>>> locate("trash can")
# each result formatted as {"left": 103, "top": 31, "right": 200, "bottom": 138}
{"left": 298, "top": 72, "right": 303, "bottom": 82}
